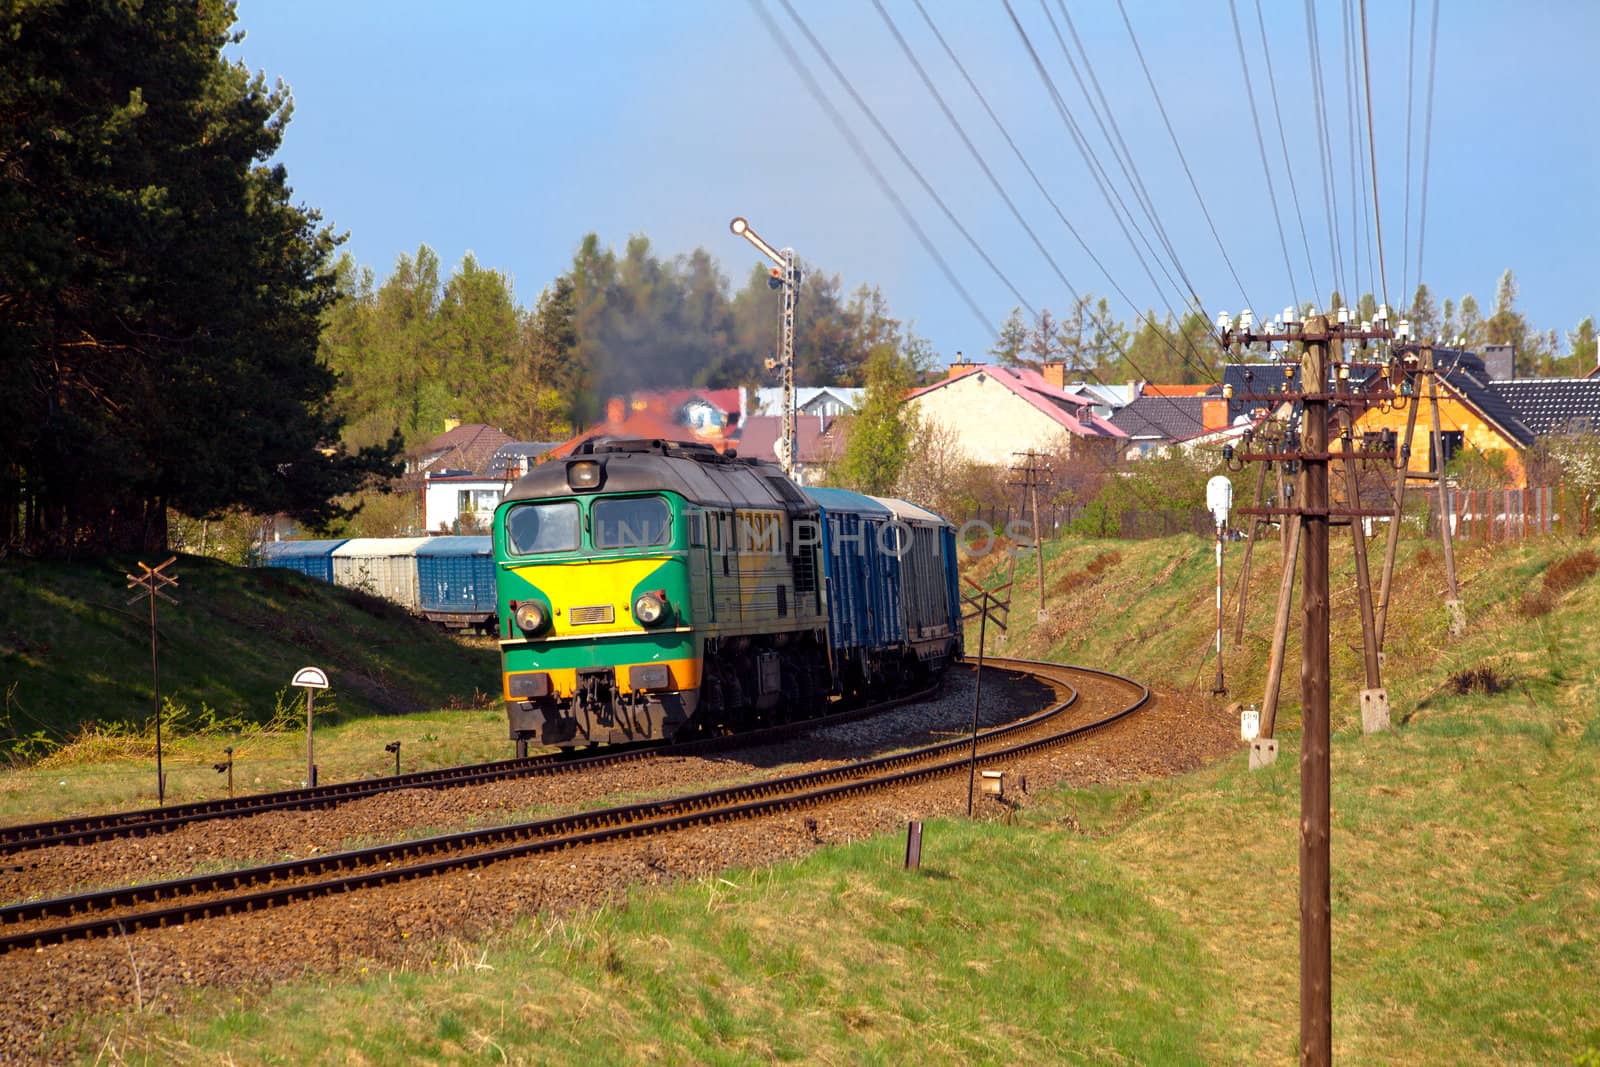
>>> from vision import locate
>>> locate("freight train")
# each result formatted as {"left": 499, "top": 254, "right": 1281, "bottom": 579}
{"left": 260, "top": 535, "right": 499, "bottom": 633}
{"left": 493, "top": 437, "right": 963, "bottom": 750}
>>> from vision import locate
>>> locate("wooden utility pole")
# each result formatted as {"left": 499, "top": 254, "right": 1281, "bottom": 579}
{"left": 1373, "top": 373, "right": 1423, "bottom": 648}
{"left": 1009, "top": 451, "right": 1051, "bottom": 620}
{"left": 1425, "top": 348, "right": 1464, "bottom": 634}
{"left": 1298, "top": 316, "right": 1333, "bottom": 1065}
{"left": 1232, "top": 458, "right": 1270, "bottom": 648}
{"left": 1336, "top": 408, "right": 1387, "bottom": 731}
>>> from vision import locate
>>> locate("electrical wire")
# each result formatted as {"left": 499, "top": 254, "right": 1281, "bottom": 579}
{"left": 1052, "top": 0, "right": 1206, "bottom": 322}
{"left": 877, "top": 0, "right": 1222, "bottom": 432}
{"left": 1305, "top": 0, "right": 1347, "bottom": 303}
{"left": 1415, "top": 0, "right": 1440, "bottom": 308}
{"left": 1254, "top": 0, "right": 1323, "bottom": 305}
{"left": 745, "top": 0, "right": 1000, "bottom": 338}
{"left": 908, "top": 0, "right": 1222, "bottom": 390}
{"left": 1400, "top": 0, "right": 1417, "bottom": 303}
{"left": 1001, "top": 0, "right": 1212, "bottom": 353}
{"left": 773, "top": 0, "right": 1040, "bottom": 325}
{"left": 1115, "top": 0, "right": 1256, "bottom": 314}
{"left": 1359, "top": 0, "right": 1390, "bottom": 314}
{"left": 1226, "top": 0, "right": 1301, "bottom": 313}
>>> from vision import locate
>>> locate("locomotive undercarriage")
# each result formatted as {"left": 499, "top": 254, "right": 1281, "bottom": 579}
{"left": 509, "top": 630, "right": 835, "bottom": 750}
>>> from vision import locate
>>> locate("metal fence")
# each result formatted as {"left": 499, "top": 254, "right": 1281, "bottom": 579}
{"left": 968, "top": 485, "right": 1581, "bottom": 544}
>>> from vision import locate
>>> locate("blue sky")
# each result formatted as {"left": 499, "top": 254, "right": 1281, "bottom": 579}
{"left": 231, "top": 0, "right": 1598, "bottom": 368}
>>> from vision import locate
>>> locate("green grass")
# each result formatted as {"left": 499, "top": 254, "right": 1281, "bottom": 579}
{"left": 0, "top": 553, "right": 498, "bottom": 748}
{"left": 25, "top": 533, "right": 1600, "bottom": 1062}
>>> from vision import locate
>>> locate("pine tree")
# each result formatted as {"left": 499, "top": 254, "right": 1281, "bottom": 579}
{"left": 0, "top": 0, "right": 399, "bottom": 552}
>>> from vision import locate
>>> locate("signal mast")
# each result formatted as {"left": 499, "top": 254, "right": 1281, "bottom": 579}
{"left": 730, "top": 216, "right": 801, "bottom": 477}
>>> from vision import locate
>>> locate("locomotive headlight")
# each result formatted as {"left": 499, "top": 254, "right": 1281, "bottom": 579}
{"left": 566, "top": 460, "right": 602, "bottom": 490}
{"left": 513, "top": 601, "right": 548, "bottom": 633}
{"left": 632, "top": 592, "right": 666, "bottom": 625}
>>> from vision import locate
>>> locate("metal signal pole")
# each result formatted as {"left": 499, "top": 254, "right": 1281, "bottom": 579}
{"left": 730, "top": 217, "right": 801, "bottom": 477}
{"left": 126, "top": 558, "right": 179, "bottom": 806}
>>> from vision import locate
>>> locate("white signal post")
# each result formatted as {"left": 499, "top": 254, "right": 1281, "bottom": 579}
{"left": 1206, "top": 475, "right": 1234, "bottom": 695}
{"left": 729, "top": 216, "right": 801, "bottom": 477}
{"left": 293, "top": 666, "right": 329, "bottom": 787}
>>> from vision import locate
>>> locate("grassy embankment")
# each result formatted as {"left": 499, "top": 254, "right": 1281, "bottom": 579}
{"left": 0, "top": 554, "right": 502, "bottom": 820}
{"left": 41, "top": 531, "right": 1600, "bottom": 1063}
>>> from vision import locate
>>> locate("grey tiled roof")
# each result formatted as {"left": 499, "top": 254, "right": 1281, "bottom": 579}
{"left": 1490, "top": 378, "right": 1600, "bottom": 437}
{"left": 1433, "top": 349, "right": 1537, "bottom": 447}
{"left": 1110, "top": 395, "right": 1208, "bottom": 441}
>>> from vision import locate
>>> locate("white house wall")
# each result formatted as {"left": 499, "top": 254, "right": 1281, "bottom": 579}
{"left": 906, "top": 374, "right": 1071, "bottom": 466}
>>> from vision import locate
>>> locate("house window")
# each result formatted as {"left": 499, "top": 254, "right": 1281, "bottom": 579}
{"left": 1429, "top": 431, "right": 1464, "bottom": 471}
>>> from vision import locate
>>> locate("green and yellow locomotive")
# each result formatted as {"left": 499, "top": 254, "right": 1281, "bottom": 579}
{"left": 494, "top": 437, "right": 962, "bottom": 751}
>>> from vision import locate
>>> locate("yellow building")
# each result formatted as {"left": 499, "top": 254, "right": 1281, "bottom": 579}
{"left": 1351, "top": 350, "right": 1536, "bottom": 488}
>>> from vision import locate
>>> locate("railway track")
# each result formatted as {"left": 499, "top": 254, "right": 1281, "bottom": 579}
{"left": 0, "top": 682, "right": 941, "bottom": 855}
{"left": 0, "top": 659, "right": 1146, "bottom": 955}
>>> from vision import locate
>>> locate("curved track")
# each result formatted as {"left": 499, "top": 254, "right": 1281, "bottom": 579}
{"left": 0, "top": 683, "right": 940, "bottom": 854}
{"left": 0, "top": 659, "right": 1147, "bottom": 955}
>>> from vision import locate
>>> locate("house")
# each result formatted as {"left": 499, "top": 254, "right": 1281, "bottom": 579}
{"left": 735, "top": 413, "right": 852, "bottom": 484}
{"left": 1490, "top": 377, "right": 1600, "bottom": 439}
{"left": 1058, "top": 380, "right": 1142, "bottom": 420}
{"left": 419, "top": 441, "right": 561, "bottom": 534}
{"left": 750, "top": 386, "right": 863, "bottom": 419}
{"left": 1351, "top": 349, "right": 1535, "bottom": 485}
{"left": 902, "top": 359, "right": 1128, "bottom": 466}
{"left": 407, "top": 421, "right": 515, "bottom": 479}
{"left": 1111, "top": 393, "right": 1231, "bottom": 457}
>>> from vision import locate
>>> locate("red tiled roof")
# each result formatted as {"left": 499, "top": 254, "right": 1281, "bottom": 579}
{"left": 547, "top": 407, "right": 735, "bottom": 460}
{"left": 905, "top": 364, "right": 1128, "bottom": 438}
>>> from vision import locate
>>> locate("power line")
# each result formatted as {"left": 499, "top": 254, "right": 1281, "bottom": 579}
{"left": 1051, "top": 0, "right": 1207, "bottom": 321}
{"left": 906, "top": 0, "right": 1222, "bottom": 391}
{"left": 773, "top": 0, "right": 1039, "bottom": 323}
{"left": 745, "top": 0, "right": 999, "bottom": 337}
{"left": 1305, "top": 0, "right": 1347, "bottom": 303}
{"left": 1400, "top": 0, "right": 1417, "bottom": 302}
{"left": 883, "top": 0, "right": 1222, "bottom": 417}
{"left": 1116, "top": 0, "right": 1256, "bottom": 313}
{"left": 1340, "top": 0, "right": 1370, "bottom": 303}
{"left": 1359, "top": 0, "right": 1390, "bottom": 314}
{"left": 1000, "top": 0, "right": 1200, "bottom": 337}
{"left": 1254, "top": 0, "right": 1323, "bottom": 304}
{"left": 1227, "top": 0, "right": 1301, "bottom": 312}
{"left": 1415, "top": 0, "right": 1441, "bottom": 303}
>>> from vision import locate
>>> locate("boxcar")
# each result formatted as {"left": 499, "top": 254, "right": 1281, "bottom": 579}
{"left": 259, "top": 539, "right": 348, "bottom": 584}
{"left": 331, "top": 537, "right": 431, "bottom": 611}
{"left": 415, "top": 535, "right": 497, "bottom": 631}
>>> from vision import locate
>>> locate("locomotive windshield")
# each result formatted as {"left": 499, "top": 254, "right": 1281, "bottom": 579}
{"left": 593, "top": 496, "right": 671, "bottom": 549}
{"left": 506, "top": 501, "right": 580, "bottom": 555}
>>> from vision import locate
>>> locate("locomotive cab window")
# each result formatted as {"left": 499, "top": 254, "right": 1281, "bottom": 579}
{"left": 594, "top": 496, "right": 672, "bottom": 550}
{"left": 506, "top": 501, "right": 580, "bottom": 555}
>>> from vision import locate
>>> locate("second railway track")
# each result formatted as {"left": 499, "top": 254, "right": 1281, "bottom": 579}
{"left": 0, "top": 659, "right": 1147, "bottom": 955}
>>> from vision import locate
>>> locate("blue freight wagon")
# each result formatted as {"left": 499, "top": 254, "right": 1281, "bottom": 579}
{"left": 259, "top": 539, "right": 349, "bottom": 584}
{"left": 415, "top": 535, "right": 497, "bottom": 632}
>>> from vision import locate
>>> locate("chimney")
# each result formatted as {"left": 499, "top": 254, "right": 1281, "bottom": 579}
{"left": 443, "top": 417, "right": 461, "bottom": 433}
{"left": 1482, "top": 344, "right": 1515, "bottom": 381}
{"left": 948, "top": 350, "right": 977, "bottom": 379}
{"left": 1041, "top": 361, "right": 1067, "bottom": 389}
{"left": 606, "top": 397, "right": 625, "bottom": 424}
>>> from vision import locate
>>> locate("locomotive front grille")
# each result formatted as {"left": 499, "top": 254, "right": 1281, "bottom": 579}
{"left": 569, "top": 604, "right": 615, "bottom": 625}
